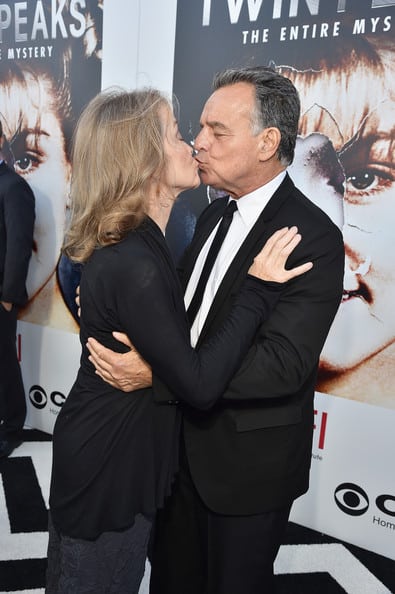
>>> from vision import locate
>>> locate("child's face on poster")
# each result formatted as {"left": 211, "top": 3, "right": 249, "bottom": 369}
{"left": 0, "top": 73, "right": 71, "bottom": 300}
{"left": 287, "top": 60, "right": 395, "bottom": 374}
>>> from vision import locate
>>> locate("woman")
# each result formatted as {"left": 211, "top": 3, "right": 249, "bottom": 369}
{"left": 46, "top": 88, "right": 311, "bottom": 593}
{"left": 278, "top": 35, "right": 395, "bottom": 408}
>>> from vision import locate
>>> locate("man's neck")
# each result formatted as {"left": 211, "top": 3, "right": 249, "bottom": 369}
{"left": 229, "top": 164, "right": 286, "bottom": 199}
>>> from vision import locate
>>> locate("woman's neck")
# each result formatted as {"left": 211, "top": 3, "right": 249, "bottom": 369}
{"left": 146, "top": 186, "right": 176, "bottom": 234}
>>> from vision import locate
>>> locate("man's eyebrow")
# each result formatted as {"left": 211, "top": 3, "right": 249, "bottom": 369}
{"left": 200, "top": 120, "right": 230, "bottom": 132}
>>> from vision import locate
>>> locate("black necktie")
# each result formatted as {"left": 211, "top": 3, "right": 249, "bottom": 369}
{"left": 187, "top": 200, "right": 238, "bottom": 325}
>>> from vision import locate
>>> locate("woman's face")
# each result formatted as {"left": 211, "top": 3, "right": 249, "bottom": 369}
{"left": 0, "top": 73, "right": 71, "bottom": 300}
{"left": 291, "top": 64, "right": 395, "bottom": 372}
{"left": 161, "top": 105, "right": 200, "bottom": 197}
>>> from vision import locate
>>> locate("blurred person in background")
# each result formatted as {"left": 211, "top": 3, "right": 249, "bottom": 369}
{"left": 0, "top": 118, "right": 35, "bottom": 457}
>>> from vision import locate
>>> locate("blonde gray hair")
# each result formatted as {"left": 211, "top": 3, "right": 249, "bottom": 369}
{"left": 63, "top": 87, "right": 170, "bottom": 262}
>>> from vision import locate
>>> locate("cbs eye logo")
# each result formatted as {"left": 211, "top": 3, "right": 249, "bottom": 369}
{"left": 334, "top": 482, "right": 395, "bottom": 518}
{"left": 29, "top": 385, "right": 66, "bottom": 410}
{"left": 334, "top": 483, "right": 369, "bottom": 516}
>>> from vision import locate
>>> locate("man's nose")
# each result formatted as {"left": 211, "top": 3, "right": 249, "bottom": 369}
{"left": 194, "top": 129, "right": 208, "bottom": 151}
{"left": 188, "top": 138, "right": 198, "bottom": 156}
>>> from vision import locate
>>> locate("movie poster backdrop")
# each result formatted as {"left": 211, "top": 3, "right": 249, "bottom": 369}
{"left": 0, "top": 1, "right": 103, "bottom": 431}
{"left": 166, "top": 0, "right": 395, "bottom": 559}
{"left": 3, "top": 0, "right": 393, "bottom": 560}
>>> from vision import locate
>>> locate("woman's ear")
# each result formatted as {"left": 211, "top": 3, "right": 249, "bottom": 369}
{"left": 258, "top": 127, "right": 281, "bottom": 161}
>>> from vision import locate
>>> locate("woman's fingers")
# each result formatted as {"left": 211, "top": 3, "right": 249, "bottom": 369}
{"left": 249, "top": 226, "right": 313, "bottom": 282}
{"left": 283, "top": 260, "right": 313, "bottom": 280}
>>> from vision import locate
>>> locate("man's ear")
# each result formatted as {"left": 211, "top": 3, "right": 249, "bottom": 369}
{"left": 258, "top": 127, "right": 281, "bottom": 161}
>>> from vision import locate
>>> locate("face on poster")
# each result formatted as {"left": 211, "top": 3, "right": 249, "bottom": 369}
{"left": 0, "top": 0, "right": 103, "bottom": 332}
{"left": 171, "top": 0, "right": 395, "bottom": 409}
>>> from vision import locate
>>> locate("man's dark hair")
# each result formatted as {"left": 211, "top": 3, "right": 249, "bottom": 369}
{"left": 213, "top": 66, "right": 300, "bottom": 166}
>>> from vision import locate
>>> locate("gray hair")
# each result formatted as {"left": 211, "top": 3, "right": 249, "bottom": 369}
{"left": 213, "top": 66, "right": 300, "bottom": 166}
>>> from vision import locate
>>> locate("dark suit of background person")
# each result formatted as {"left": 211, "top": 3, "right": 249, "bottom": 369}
{"left": 0, "top": 123, "right": 35, "bottom": 458}
{"left": 148, "top": 70, "right": 345, "bottom": 594}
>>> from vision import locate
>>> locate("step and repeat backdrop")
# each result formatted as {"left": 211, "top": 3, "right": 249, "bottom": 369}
{"left": 7, "top": 0, "right": 394, "bottom": 561}
{"left": 4, "top": 0, "right": 102, "bottom": 428}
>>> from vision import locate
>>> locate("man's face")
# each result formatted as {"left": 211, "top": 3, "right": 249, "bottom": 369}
{"left": 193, "top": 82, "right": 265, "bottom": 198}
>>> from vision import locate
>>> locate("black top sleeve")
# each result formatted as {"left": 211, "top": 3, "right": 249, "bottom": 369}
{"left": 86, "top": 235, "right": 282, "bottom": 410}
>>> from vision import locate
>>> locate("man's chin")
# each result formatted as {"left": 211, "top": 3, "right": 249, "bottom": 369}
{"left": 198, "top": 170, "right": 213, "bottom": 185}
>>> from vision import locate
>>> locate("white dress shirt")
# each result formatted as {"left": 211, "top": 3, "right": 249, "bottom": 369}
{"left": 185, "top": 171, "right": 286, "bottom": 347}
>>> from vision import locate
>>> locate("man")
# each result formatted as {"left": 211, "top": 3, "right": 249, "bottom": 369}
{"left": 87, "top": 67, "right": 344, "bottom": 593}
{"left": 0, "top": 119, "right": 35, "bottom": 458}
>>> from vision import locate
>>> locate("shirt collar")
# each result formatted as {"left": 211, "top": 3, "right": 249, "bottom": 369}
{"left": 234, "top": 170, "right": 286, "bottom": 227}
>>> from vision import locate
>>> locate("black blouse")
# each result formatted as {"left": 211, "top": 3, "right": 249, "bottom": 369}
{"left": 49, "top": 218, "right": 282, "bottom": 539}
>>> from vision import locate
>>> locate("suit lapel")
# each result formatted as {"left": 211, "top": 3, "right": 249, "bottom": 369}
{"left": 196, "top": 174, "right": 295, "bottom": 346}
{"left": 179, "top": 197, "right": 229, "bottom": 292}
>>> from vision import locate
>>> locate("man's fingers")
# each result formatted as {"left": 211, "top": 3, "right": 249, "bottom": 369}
{"left": 94, "top": 369, "right": 118, "bottom": 388}
{"left": 94, "top": 369, "right": 135, "bottom": 393}
{"left": 86, "top": 339, "right": 118, "bottom": 376}
{"left": 87, "top": 337, "right": 116, "bottom": 366}
{"left": 75, "top": 285, "right": 80, "bottom": 307}
{"left": 94, "top": 367, "right": 130, "bottom": 390}
{"left": 86, "top": 336, "right": 102, "bottom": 353}
{"left": 94, "top": 367, "right": 113, "bottom": 382}
{"left": 88, "top": 353, "right": 113, "bottom": 375}
{"left": 112, "top": 332, "right": 133, "bottom": 349}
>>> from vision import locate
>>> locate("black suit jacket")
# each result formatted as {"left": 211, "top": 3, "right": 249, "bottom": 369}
{"left": 0, "top": 162, "right": 35, "bottom": 306}
{"left": 164, "top": 173, "right": 344, "bottom": 515}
